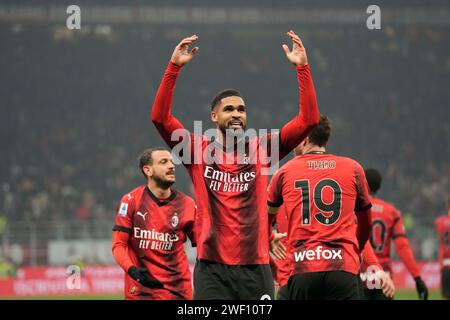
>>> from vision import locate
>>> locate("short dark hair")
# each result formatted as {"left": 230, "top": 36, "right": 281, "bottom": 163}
{"left": 210, "top": 89, "right": 243, "bottom": 110}
{"left": 365, "top": 168, "right": 382, "bottom": 194}
{"left": 308, "top": 114, "right": 331, "bottom": 147}
{"left": 138, "top": 147, "right": 169, "bottom": 177}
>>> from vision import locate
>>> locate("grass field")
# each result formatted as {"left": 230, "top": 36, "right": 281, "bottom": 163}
{"left": 1, "top": 289, "right": 444, "bottom": 300}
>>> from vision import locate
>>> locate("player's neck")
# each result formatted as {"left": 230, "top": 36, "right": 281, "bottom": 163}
{"left": 303, "top": 145, "right": 326, "bottom": 155}
{"left": 147, "top": 182, "right": 171, "bottom": 199}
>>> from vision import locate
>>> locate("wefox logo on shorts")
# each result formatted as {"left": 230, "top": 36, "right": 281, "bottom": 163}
{"left": 294, "top": 246, "right": 343, "bottom": 262}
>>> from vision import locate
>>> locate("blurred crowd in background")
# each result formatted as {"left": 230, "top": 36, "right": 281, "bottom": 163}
{"left": 0, "top": 6, "right": 449, "bottom": 266}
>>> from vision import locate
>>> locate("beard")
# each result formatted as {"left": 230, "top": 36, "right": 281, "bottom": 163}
{"left": 218, "top": 121, "right": 247, "bottom": 139}
{"left": 153, "top": 174, "right": 175, "bottom": 189}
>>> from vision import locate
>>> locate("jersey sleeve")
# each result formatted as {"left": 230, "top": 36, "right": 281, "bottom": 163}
{"left": 267, "top": 168, "right": 284, "bottom": 215}
{"left": 111, "top": 193, "right": 137, "bottom": 272}
{"left": 354, "top": 162, "right": 372, "bottom": 212}
{"left": 112, "top": 230, "right": 134, "bottom": 272}
{"left": 361, "top": 241, "right": 382, "bottom": 269}
{"left": 151, "top": 61, "right": 195, "bottom": 162}
{"left": 278, "top": 65, "right": 320, "bottom": 159}
{"left": 185, "top": 202, "right": 197, "bottom": 247}
{"left": 112, "top": 193, "right": 136, "bottom": 235}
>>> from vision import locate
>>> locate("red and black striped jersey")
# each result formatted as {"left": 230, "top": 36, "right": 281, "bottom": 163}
{"left": 113, "top": 186, "right": 196, "bottom": 300}
{"left": 186, "top": 136, "right": 277, "bottom": 265}
{"left": 267, "top": 152, "right": 372, "bottom": 275}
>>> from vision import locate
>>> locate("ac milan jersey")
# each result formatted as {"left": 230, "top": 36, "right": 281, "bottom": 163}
{"left": 267, "top": 152, "right": 372, "bottom": 275}
{"left": 435, "top": 215, "right": 450, "bottom": 270}
{"left": 152, "top": 61, "right": 319, "bottom": 265}
{"left": 113, "top": 186, "right": 196, "bottom": 299}
{"left": 274, "top": 205, "right": 291, "bottom": 287}
{"left": 368, "top": 197, "right": 406, "bottom": 274}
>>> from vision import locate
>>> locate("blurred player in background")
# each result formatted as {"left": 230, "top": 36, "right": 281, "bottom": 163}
{"left": 151, "top": 31, "right": 319, "bottom": 299}
{"left": 364, "top": 168, "right": 428, "bottom": 300}
{"left": 435, "top": 195, "right": 450, "bottom": 299}
{"left": 111, "top": 148, "right": 196, "bottom": 300}
{"left": 267, "top": 115, "right": 372, "bottom": 300}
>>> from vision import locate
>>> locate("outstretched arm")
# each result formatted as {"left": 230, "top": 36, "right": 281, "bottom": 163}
{"left": 393, "top": 236, "right": 428, "bottom": 299}
{"left": 151, "top": 35, "right": 199, "bottom": 148}
{"left": 394, "top": 236, "right": 421, "bottom": 278}
{"left": 278, "top": 30, "right": 319, "bottom": 158}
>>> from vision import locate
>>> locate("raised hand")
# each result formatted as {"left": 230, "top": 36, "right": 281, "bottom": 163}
{"left": 282, "top": 30, "right": 308, "bottom": 67}
{"left": 170, "top": 34, "right": 199, "bottom": 66}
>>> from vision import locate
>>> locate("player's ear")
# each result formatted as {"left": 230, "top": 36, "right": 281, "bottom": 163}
{"left": 303, "top": 137, "right": 309, "bottom": 146}
{"left": 211, "top": 110, "right": 218, "bottom": 124}
{"left": 143, "top": 165, "right": 153, "bottom": 178}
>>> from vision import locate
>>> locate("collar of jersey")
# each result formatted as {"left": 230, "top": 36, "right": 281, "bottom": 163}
{"left": 145, "top": 187, "right": 177, "bottom": 206}
{"left": 210, "top": 135, "right": 250, "bottom": 153}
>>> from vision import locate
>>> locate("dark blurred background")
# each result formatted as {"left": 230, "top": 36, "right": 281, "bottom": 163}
{"left": 0, "top": 0, "right": 449, "bottom": 266}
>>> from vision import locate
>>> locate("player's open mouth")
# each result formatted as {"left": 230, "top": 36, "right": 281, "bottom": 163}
{"left": 229, "top": 121, "right": 243, "bottom": 129}
{"left": 166, "top": 171, "right": 175, "bottom": 176}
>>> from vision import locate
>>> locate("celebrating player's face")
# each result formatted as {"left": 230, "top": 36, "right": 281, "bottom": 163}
{"left": 211, "top": 96, "right": 247, "bottom": 133}
{"left": 147, "top": 150, "right": 176, "bottom": 188}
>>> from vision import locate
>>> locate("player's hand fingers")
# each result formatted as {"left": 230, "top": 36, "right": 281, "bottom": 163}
{"left": 182, "top": 34, "right": 198, "bottom": 41}
{"left": 180, "top": 35, "right": 198, "bottom": 45}
{"left": 381, "top": 280, "right": 390, "bottom": 297}
{"left": 386, "top": 284, "right": 395, "bottom": 298}
{"left": 190, "top": 47, "right": 199, "bottom": 55}
{"left": 288, "top": 31, "right": 303, "bottom": 45}
{"left": 178, "top": 42, "right": 193, "bottom": 51}
{"left": 279, "top": 243, "right": 287, "bottom": 255}
{"left": 177, "top": 40, "right": 196, "bottom": 51}
{"left": 290, "top": 37, "right": 303, "bottom": 48}
{"left": 382, "top": 277, "right": 395, "bottom": 298}
{"left": 275, "top": 232, "right": 287, "bottom": 240}
{"left": 383, "top": 286, "right": 393, "bottom": 298}
{"left": 275, "top": 250, "right": 285, "bottom": 260}
{"left": 276, "top": 246, "right": 286, "bottom": 259}
{"left": 282, "top": 44, "right": 290, "bottom": 55}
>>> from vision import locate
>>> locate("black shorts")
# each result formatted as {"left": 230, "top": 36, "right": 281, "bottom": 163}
{"left": 441, "top": 268, "right": 450, "bottom": 299}
{"left": 193, "top": 259, "right": 274, "bottom": 300}
{"left": 288, "top": 271, "right": 361, "bottom": 300}
{"left": 363, "top": 288, "right": 393, "bottom": 300}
